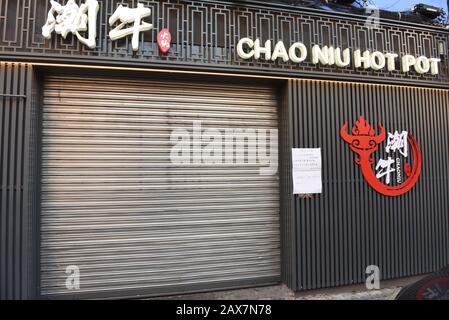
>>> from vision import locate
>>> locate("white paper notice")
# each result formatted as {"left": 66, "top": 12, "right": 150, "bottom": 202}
{"left": 292, "top": 148, "right": 322, "bottom": 194}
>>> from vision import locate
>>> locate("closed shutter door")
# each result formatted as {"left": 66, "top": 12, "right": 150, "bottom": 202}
{"left": 40, "top": 75, "right": 280, "bottom": 298}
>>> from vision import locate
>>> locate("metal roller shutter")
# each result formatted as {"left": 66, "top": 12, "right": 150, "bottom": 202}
{"left": 40, "top": 75, "right": 280, "bottom": 298}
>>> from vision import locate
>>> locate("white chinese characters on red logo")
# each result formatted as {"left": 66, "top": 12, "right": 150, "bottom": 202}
{"left": 157, "top": 28, "right": 171, "bottom": 54}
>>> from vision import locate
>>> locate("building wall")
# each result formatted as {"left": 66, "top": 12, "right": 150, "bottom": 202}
{"left": 279, "top": 82, "right": 297, "bottom": 290}
{"left": 0, "top": 62, "right": 40, "bottom": 300}
{"left": 5, "top": 63, "right": 448, "bottom": 299}
{"left": 283, "top": 79, "right": 449, "bottom": 290}
{"left": 1, "top": 1, "right": 449, "bottom": 298}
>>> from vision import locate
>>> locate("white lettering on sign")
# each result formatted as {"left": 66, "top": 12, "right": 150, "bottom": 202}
{"left": 236, "top": 38, "right": 441, "bottom": 75}
{"left": 353, "top": 49, "right": 372, "bottom": 69}
{"left": 236, "top": 37, "right": 254, "bottom": 59}
{"left": 254, "top": 39, "right": 272, "bottom": 60}
{"left": 39, "top": 1, "right": 442, "bottom": 77}
{"left": 402, "top": 55, "right": 440, "bottom": 75}
{"left": 109, "top": 3, "right": 153, "bottom": 51}
{"left": 396, "top": 157, "right": 402, "bottom": 184}
{"left": 237, "top": 38, "right": 309, "bottom": 63}
{"left": 271, "top": 40, "right": 289, "bottom": 62}
{"left": 384, "top": 53, "right": 399, "bottom": 71}
{"left": 312, "top": 45, "right": 331, "bottom": 65}
{"left": 42, "top": 1, "right": 153, "bottom": 51}
{"left": 375, "top": 157, "right": 396, "bottom": 185}
{"left": 386, "top": 131, "right": 408, "bottom": 157}
{"left": 335, "top": 48, "right": 351, "bottom": 67}
{"left": 289, "top": 43, "right": 308, "bottom": 63}
{"left": 375, "top": 130, "right": 409, "bottom": 185}
{"left": 370, "top": 51, "right": 386, "bottom": 70}
{"left": 42, "top": 0, "right": 99, "bottom": 49}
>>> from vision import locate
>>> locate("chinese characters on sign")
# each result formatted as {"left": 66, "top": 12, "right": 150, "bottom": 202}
{"left": 385, "top": 131, "right": 408, "bottom": 157}
{"left": 340, "top": 117, "right": 422, "bottom": 197}
{"left": 375, "top": 157, "right": 396, "bottom": 185}
{"left": 42, "top": 1, "right": 164, "bottom": 51}
{"left": 109, "top": 3, "right": 153, "bottom": 51}
{"left": 42, "top": 0, "right": 99, "bottom": 49}
{"left": 157, "top": 28, "right": 171, "bottom": 53}
{"left": 376, "top": 131, "right": 409, "bottom": 185}
{"left": 41, "top": 1, "right": 438, "bottom": 77}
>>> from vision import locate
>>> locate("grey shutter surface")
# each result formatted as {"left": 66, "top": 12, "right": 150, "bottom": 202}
{"left": 40, "top": 75, "right": 280, "bottom": 298}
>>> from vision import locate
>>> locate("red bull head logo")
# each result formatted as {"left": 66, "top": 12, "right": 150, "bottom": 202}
{"left": 340, "top": 116, "right": 422, "bottom": 197}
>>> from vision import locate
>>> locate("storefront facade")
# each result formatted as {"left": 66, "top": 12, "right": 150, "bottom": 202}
{"left": 1, "top": 0, "right": 449, "bottom": 299}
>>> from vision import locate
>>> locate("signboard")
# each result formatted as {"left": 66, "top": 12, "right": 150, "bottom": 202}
{"left": 340, "top": 116, "right": 422, "bottom": 197}
{"left": 157, "top": 28, "right": 171, "bottom": 53}
{"left": 236, "top": 38, "right": 441, "bottom": 75}
{"left": 39, "top": 1, "right": 441, "bottom": 77}
{"left": 42, "top": 0, "right": 154, "bottom": 51}
{"left": 292, "top": 148, "right": 322, "bottom": 195}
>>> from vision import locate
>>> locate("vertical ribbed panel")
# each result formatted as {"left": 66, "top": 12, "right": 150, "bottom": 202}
{"left": 0, "top": 62, "right": 39, "bottom": 300}
{"left": 286, "top": 79, "right": 449, "bottom": 290}
{"left": 279, "top": 81, "right": 296, "bottom": 290}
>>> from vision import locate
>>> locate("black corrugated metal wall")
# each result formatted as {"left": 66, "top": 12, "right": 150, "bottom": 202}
{"left": 2, "top": 63, "right": 449, "bottom": 297}
{"left": 282, "top": 79, "right": 449, "bottom": 290}
{"left": 0, "top": 62, "right": 39, "bottom": 300}
{"left": 279, "top": 84, "right": 297, "bottom": 290}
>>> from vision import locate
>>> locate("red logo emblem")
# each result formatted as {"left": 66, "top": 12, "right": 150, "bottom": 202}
{"left": 157, "top": 28, "right": 171, "bottom": 54}
{"left": 340, "top": 116, "right": 422, "bottom": 197}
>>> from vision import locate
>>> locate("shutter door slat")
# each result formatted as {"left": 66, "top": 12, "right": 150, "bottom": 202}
{"left": 40, "top": 75, "right": 280, "bottom": 298}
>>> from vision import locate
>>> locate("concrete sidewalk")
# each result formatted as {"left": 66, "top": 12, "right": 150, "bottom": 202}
{"left": 157, "top": 275, "right": 426, "bottom": 300}
{"left": 157, "top": 284, "right": 401, "bottom": 300}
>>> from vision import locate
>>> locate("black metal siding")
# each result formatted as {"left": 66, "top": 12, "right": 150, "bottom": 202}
{"left": 3, "top": 62, "right": 449, "bottom": 298}
{"left": 282, "top": 79, "right": 449, "bottom": 290}
{"left": 279, "top": 81, "right": 297, "bottom": 290}
{"left": 0, "top": 62, "right": 39, "bottom": 300}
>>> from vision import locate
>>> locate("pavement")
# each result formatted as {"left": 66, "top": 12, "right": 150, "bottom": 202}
{"left": 295, "top": 286, "right": 401, "bottom": 300}
{"left": 159, "top": 284, "right": 402, "bottom": 300}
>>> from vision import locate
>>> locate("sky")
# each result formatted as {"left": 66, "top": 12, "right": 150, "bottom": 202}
{"left": 370, "top": 0, "right": 447, "bottom": 12}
